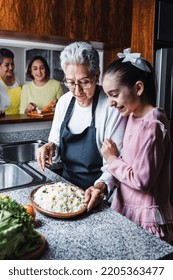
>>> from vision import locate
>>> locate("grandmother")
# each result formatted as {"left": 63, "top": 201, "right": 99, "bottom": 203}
{"left": 37, "top": 41, "right": 127, "bottom": 210}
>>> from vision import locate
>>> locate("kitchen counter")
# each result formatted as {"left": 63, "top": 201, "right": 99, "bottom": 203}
{"left": 0, "top": 113, "right": 54, "bottom": 124}
{"left": 0, "top": 122, "right": 51, "bottom": 145}
{"left": 0, "top": 114, "right": 53, "bottom": 145}
{"left": 1, "top": 161, "right": 173, "bottom": 260}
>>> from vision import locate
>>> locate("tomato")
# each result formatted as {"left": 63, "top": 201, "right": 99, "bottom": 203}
{"left": 23, "top": 204, "right": 36, "bottom": 220}
{"left": 0, "top": 194, "right": 9, "bottom": 198}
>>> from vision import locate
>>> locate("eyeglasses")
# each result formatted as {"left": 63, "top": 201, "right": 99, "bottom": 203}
{"left": 64, "top": 78, "right": 94, "bottom": 90}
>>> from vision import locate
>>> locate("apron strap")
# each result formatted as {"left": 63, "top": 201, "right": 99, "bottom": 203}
{"left": 62, "top": 96, "right": 76, "bottom": 125}
{"left": 91, "top": 85, "right": 100, "bottom": 126}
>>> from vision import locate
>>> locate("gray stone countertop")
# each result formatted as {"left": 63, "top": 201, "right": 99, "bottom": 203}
{"left": 1, "top": 161, "right": 173, "bottom": 260}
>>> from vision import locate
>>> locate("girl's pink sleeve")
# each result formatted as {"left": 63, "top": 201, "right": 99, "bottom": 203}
{"left": 107, "top": 122, "right": 170, "bottom": 191}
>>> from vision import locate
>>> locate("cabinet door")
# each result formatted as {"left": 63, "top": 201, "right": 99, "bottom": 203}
{"left": 0, "top": 0, "right": 66, "bottom": 37}
{"left": 131, "top": 0, "right": 155, "bottom": 63}
{"left": 65, "top": 0, "right": 93, "bottom": 40}
{"left": 92, "top": 0, "right": 132, "bottom": 45}
{"left": 65, "top": 0, "right": 132, "bottom": 45}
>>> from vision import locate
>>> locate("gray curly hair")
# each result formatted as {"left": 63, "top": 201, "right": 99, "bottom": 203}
{"left": 60, "top": 41, "right": 100, "bottom": 76}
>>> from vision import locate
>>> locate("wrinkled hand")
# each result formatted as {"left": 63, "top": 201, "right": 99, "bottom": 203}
{"left": 100, "top": 139, "right": 119, "bottom": 162}
{"left": 37, "top": 142, "right": 55, "bottom": 171}
{"left": 85, "top": 182, "right": 107, "bottom": 211}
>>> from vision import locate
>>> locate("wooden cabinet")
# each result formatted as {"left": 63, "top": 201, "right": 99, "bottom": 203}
{"left": 131, "top": 0, "right": 156, "bottom": 64}
{"left": 0, "top": 0, "right": 66, "bottom": 37}
{"left": 0, "top": 0, "right": 158, "bottom": 66}
{"left": 92, "top": 0, "right": 132, "bottom": 45}
{"left": 0, "top": 0, "right": 132, "bottom": 45}
{"left": 65, "top": 0, "right": 93, "bottom": 40}
{"left": 0, "top": 0, "right": 133, "bottom": 69}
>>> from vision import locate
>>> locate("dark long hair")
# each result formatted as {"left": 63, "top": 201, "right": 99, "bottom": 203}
{"left": 103, "top": 58, "right": 156, "bottom": 107}
{"left": 26, "top": 55, "right": 50, "bottom": 80}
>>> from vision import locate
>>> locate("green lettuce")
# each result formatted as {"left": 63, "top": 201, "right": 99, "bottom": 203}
{"left": 0, "top": 197, "right": 41, "bottom": 259}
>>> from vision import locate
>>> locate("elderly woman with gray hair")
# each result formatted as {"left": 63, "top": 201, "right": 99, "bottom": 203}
{"left": 37, "top": 41, "right": 127, "bottom": 210}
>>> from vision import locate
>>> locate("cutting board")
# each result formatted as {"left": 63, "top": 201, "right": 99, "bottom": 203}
{"left": 27, "top": 111, "right": 54, "bottom": 118}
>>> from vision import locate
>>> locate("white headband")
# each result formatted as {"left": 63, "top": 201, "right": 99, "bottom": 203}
{"left": 117, "top": 48, "right": 151, "bottom": 73}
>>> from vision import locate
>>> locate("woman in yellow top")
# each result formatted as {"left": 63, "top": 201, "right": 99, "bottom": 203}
{"left": 20, "top": 56, "right": 63, "bottom": 114}
{"left": 0, "top": 48, "right": 21, "bottom": 115}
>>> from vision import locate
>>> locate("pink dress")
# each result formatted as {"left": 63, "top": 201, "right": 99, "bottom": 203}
{"left": 107, "top": 108, "right": 173, "bottom": 243}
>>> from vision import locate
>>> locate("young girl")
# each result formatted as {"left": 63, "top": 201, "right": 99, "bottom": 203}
{"left": 101, "top": 48, "right": 173, "bottom": 243}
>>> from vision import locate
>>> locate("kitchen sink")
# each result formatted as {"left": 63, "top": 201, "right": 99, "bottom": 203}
{"left": 0, "top": 163, "right": 33, "bottom": 189}
{"left": 0, "top": 162, "right": 48, "bottom": 190}
{"left": 0, "top": 140, "right": 51, "bottom": 190}
{"left": 0, "top": 140, "right": 45, "bottom": 163}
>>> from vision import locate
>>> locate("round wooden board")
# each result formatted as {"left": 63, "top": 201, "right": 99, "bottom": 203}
{"left": 19, "top": 233, "right": 46, "bottom": 260}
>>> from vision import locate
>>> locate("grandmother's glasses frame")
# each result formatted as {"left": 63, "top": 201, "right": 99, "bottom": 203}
{"left": 63, "top": 77, "right": 95, "bottom": 90}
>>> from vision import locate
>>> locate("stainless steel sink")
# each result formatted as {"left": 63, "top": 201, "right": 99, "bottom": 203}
{"left": 0, "top": 140, "right": 45, "bottom": 163}
{"left": 0, "top": 162, "right": 49, "bottom": 190}
{"left": 0, "top": 140, "right": 51, "bottom": 190}
{"left": 0, "top": 163, "right": 33, "bottom": 189}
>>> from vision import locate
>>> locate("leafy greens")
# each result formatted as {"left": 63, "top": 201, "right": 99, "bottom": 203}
{"left": 0, "top": 197, "right": 41, "bottom": 259}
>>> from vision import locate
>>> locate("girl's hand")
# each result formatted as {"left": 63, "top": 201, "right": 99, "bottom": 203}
{"left": 101, "top": 139, "right": 119, "bottom": 162}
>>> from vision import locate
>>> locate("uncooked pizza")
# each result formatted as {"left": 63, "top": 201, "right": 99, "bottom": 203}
{"left": 32, "top": 182, "right": 86, "bottom": 213}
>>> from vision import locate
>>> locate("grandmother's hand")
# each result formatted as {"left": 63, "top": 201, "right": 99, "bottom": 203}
{"left": 37, "top": 142, "right": 55, "bottom": 171}
{"left": 85, "top": 182, "right": 107, "bottom": 211}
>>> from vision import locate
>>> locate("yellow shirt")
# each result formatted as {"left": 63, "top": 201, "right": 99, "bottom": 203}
{"left": 20, "top": 79, "right": 64, "bottom": 114}
{"left": 0, "top": 77, "right": 21, "bottom": 114}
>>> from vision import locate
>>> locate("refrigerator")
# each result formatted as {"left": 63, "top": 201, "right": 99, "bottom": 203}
{"left": 155, "top": 48, "right": 173, "bottom": 205}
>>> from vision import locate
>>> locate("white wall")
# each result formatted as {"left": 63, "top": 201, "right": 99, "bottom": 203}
{"left": 0, "top": 45, "right": 25, "bottom": 84}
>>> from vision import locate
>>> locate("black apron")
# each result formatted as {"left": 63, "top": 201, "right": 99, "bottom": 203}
{"left": 59, "top": 86, "right": 103, "bottom": 190}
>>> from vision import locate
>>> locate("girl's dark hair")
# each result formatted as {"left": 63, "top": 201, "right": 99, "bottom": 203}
{"left": 103, "top": 58, "right": 156, "bottom": 106}
{"left": 26, "top": 55, "right": 50, "bottom": 79}
{"left": 0, "top": 48, "right": 14, "bottom": 64}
